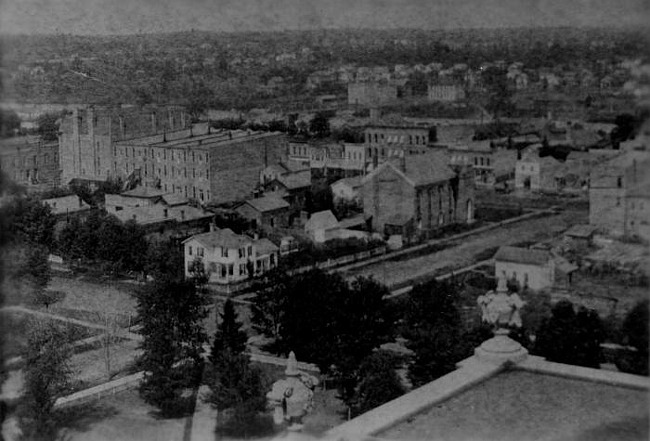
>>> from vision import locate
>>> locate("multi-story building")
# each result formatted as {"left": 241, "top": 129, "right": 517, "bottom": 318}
{"left": 363, "top": 125, "right": 435, "bottom": 171}
{"left": 446, "top": 141, "right": 495, "bottom": 186}
{"left": 428, "top": 82, "right": 466, "bottom": 102}
{"left": 589, "top": 150, "right": 650, "bottom": 240}
{"left": 361, "top": 151, "right": 475, "bottom": 238}
{"left": 183, "top": 227, "right": 279, "bottom": 284}
{"left": 58, "top": 105, "right": 189, "bottom": 184}
{"left": 0, "top": 136, "right": 60, "bottom": 191}
{"left": 113, "top": 126, "right": 287, "bottom": 205}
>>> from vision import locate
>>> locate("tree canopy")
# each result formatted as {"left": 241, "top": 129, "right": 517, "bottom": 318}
{"left": 534, "top": 300, "right": 604, "bottom": 369}
{"left": 253, "top": 269, "right": 395, "bottom": 375}
{"left": 401, "top": 279, "right": 466, "bottom": 387}
{"left": 137, "top": 278, "right": 209, "bottom": 417}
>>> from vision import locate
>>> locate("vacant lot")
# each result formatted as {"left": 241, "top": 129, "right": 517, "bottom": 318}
{"left": 344, "top": 209, "right": 587, "bottom": 288}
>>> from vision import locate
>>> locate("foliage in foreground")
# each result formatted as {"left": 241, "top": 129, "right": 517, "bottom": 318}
{"left": 137, "top": 278, "right": 209, "bottom": 417}
{"left": 208, "top": 299, "right": 271, "bottom": 438}
{"left": 18, "top": 321, "right": 73, "bottom": 441}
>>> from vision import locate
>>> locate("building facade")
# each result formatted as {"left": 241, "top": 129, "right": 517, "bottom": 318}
{"left": 361, "top": 152, "right": 475, "bottom": 237}
{"left": 494, "top": 246, "right": 555, "bottom": 291}
{"left": 0, "top": 136, "right": 60, "bottom": 191}
{"left": 113, "top": 127, "right": 287, "bottom": 205}
{"left": 589, "top": 151, "right": 650, "bottom": 240}
{"left": 58, "top": 105, "right": 189, "bottom": 184}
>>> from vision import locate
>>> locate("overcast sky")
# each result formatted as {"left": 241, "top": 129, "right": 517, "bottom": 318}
{"left": 1, "top": 0, "right": 648, "bottom": 35}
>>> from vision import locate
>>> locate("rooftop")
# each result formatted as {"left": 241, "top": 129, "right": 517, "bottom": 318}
{"left": 494, "top": 246, "right": 552, "bottom": 266}
{"left": 305, "top": 210, "right": 339, "bottom": 232}
{"left": 373, "top": 151, "right": 456, "bottom": 187}
{"left": 244, "top": 195, "right": 290, "bottom": 212}
{"left": 377, "top": 370, "right": 648, "bottom": 441}
{"left": 276, "top": 170, "right": 312, "bottom": 190}
{"left": 186, "top": 228, "right": 252, "bottom": 249}
{"left": 121, "top": 187, "right": 167, "bottom": 199}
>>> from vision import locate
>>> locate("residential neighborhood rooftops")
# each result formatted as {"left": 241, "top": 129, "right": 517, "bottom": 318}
{"left": 494, "top": 246, "right": 552, "bottom": 266}
{"left": 244, "top": 196, "right": 290, "bottom": 212}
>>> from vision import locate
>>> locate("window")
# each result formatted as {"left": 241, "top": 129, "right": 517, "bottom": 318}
{"left": 239, "top": 263, "right": 246, "bottom": 276}
{"left": 617, "top": 176, "right": 622, "bottom": 188}
{"left": 197, "top": 247, "right": 204, "bottom": 257}
{"left": 228, "top": 264, "right": 234, "bottom": 276}
{"left": 222, "top": 247, "right": 228, "bottom": 258}
{"left": 239, "top": 248, "right": 244, "bottom": 259}
{"left": 188, "top": 246, "right": 193, "bottom": 256}
{"left": 270, "top": 254, "right": 276, "bottom": 267}
{"left": 247, "top": 245, "right": 252, "bottom": 257}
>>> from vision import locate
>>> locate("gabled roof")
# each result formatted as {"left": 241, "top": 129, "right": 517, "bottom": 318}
{"left": 305, "top": 210, "right": 339, "bottom": 232}
{"left": 244, "top": 196, "right": 290, "bottom": 212}
{"left": 162, "top": 193, "right": 189, "bottom": 206}
{"left": 184, "top": 228, "right": 252, "bottom": 249}
{"left": 255, "top": 238, "right": 279, "bottom": 256}
{"left": 494, "top": 246, "right": 552, "bottom": 266}
{"left": 42, "top": 195, "right": 91, "bottom": 216}
{"left": 364, "top": 151, "right": 456, "bottom": 188}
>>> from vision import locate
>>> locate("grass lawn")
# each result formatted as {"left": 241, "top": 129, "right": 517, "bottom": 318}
{"left": 47, "top": 276, "right": 138, "bottom": 317}
{"left": 0, "top": 309, "right": 100, "bottom": 360}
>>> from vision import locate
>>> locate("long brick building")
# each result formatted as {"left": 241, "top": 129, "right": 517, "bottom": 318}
{"left": 58, "top": 105, "right": 189, "bottom": 184}
{"left": 113, "top": 125, "right": 287, "bottom": 205}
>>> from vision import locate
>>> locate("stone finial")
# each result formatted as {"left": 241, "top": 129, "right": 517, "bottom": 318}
{"left": 286, "top": 351, "right": 300, "bottom": 376}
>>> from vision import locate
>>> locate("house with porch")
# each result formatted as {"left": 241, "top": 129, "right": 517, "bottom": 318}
{"left": 183, "top": 227, "right": 279, "bottom": 284}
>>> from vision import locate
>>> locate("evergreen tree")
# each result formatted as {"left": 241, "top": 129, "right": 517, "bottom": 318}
{"left": 210, "top": 351, "right": 270, "bottom": 438}
{"left": 350, "top": 351, "right": 405, "bottom": 417}
{"left": 137, "top": 278, "right": 209, "bottom": 417}
{"left": 251, "top": 268, "right": 291, "bottom": 341}
{"left": 211, "top": 299, "right": 248, "bottom": 364}
{"left": 534, "top": 300, "right": 604, "bottom": 369}
{"left": 402, "top": 279, "right": 465, "bottom": 387}
{"left": 617, "top": 300, "right": 649, "bottom": 375}
{"left": 18, "top": 321, "right": 72, "bottom": 440}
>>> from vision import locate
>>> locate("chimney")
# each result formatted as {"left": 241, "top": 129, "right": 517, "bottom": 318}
{"left": 180, "top": 209, "right": 185, "bottom": 221}
{"left": 151, "top": 112, "right": 156, "bottom": 132}
{"left": 400, "top": 150, "right": 406, "bottom": 173}
{"left": 370, "top": 107, "right": 380, "bottom": 122}
{"left": 209, "top": 222, "right": 216, "bottom": 232}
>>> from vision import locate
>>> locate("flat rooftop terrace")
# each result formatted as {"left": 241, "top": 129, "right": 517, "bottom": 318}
{"left": 377, "top": 370, "right": 649, "bottom": 441}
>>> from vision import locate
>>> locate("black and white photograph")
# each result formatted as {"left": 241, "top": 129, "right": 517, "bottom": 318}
{"left": 0, "top": 1, "right": 648, "bottom": 440}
